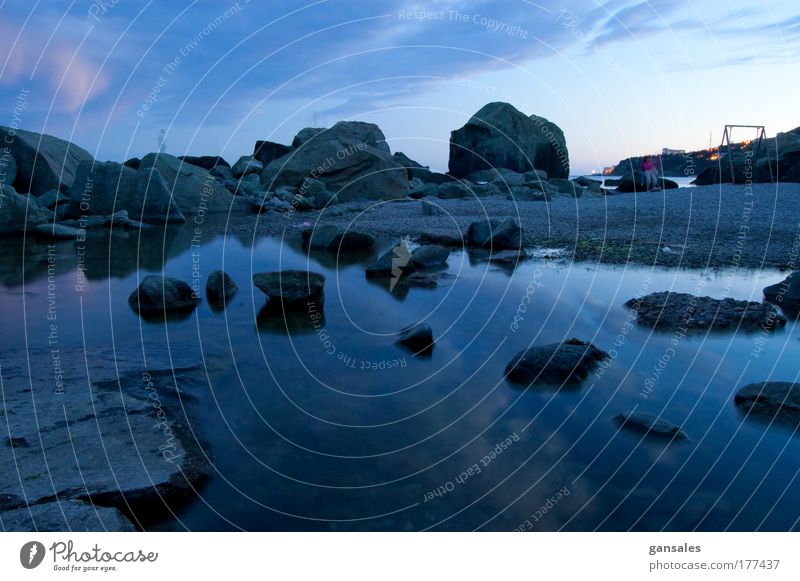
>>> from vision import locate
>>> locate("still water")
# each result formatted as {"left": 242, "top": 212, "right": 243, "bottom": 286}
{"left": 1, "top": 222, "right": 798, "bottom": 531}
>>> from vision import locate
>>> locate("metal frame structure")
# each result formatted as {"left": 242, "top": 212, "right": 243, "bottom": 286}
{"left": 720, "top": 124, "right": 773, "bottom": 183}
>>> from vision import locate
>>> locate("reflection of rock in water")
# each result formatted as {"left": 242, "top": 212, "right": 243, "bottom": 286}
{"left": 256, "top": 303, "right": 324, "bottom": 335}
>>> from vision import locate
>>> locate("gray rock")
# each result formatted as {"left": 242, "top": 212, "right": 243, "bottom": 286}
{"left": 261, "top": 121, "right": 409, "bottom": 203}
{"left": 177, "top": 155, "right": 230, "bottom": 170}
{"left": 0, "top": 186, "right": 51, "bottom": 234}
{"left": 237, "top": 173, "right": 265, "bottom": 197}
{"left": 437, "top": 182, "right": 472, "bottom": 199}
{"left": 0, "top": 149, "right": 16, "bottom": 186}
{"left": 417, "top": 231, "right": 464, "bottom": 247}
{"left": 303, "top": 224, "right": 375, "bottom": 250}
{"left": 36, "top": 188, "right": 66, "bottom": 209}
{"left": 505, "top": 339, "right": 607, "bottom": 385}
{"left": 616, "top": 173, "right": 679, "bottom": 193}
{"left": 409, "top": 183, "right": 440, "bottom": 199}
{"left": 735, "top": 382, "right": 800, "bottom": 429}
{"left": 763, "top": 272, "right": 800, "bottom": 309}
{"left": 467, "top": 218, "right": 522, "bottom": 250}
{"left": 252, "top": 140, "right": 292, "bottom": 167}
{"left": 614, "top": 411, "right": 688, "bottom": 440}
{"left": 420, "top": 198, "right": 446, "bottom": 215}
{"left": 0, "top": 500, "right": 136, "bottom": 532}
{"left": 449, "top": 102, "right": 569, "bottom": 179}
{"left": 63, "top": 160, "right": 184, "bottom": 224}
{"left": 411, "top": 244, "right": 449, "bottom": 268}
{"left": 0, "top": 348, "right": 207, "bottom": 518}
{"left": 549, "top": 178, "right": 584, "bottom": 197}
{"left": 253, "top": 270, "right": 325, "bottom": 310}
{"left": 507, "top": 186, "right": 549, "bottom": 201}
{"left": 128, "top": 275, "right": 201, "bottom": 318}
{"left": 139, "top": 152, "right": 241, "bottom": 216}
{"left": 232, "top": 155, "right": 263, "bottom": 178}
{"left": 0, "top": 126, "right": 93, "bottom": 195}
{"left": 397, "top": 323, "right": 434, "bottom": 355}
{"left": 365, "top": 243, "right": 413, "bottom": 277}
{"left": 626, "top": 292, "right": 786, "bottom": 331}
{"left": 467, "top": 168, "right": 525, "bottom": 184}
{"left": 206, "top": 270, "right": 238, "bottom": 309}
{"left": 291, "top": 127, "right": 325, "bottom": 149}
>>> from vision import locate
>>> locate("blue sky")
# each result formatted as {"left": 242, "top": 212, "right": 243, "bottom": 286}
{"left": 1, "top": 0, "right": 798, "bottom": 174}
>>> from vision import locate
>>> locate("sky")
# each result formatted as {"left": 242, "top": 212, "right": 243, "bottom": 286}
{"left": 0, "top": 0, "right": 798, "bottom": 174}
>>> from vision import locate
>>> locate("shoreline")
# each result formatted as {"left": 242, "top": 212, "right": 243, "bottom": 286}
{"left": 213, "top": 182, "right": 800, "bottom": 271}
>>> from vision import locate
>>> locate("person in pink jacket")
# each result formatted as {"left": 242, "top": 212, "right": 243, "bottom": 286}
{"left": 640, "top": 156, "right": 661, "bottom": 191}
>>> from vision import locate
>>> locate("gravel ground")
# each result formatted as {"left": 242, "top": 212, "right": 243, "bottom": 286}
{"left": 219, "top": 182, "right": 800, "bottom": 269}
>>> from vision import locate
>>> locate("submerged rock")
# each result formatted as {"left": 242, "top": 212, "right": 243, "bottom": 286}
{"left": 397, "top": 323, "right": 435, "bottom": 355}
{"left": 206, "top": 270, "right": 238, "bottom": 309}
{"left": 734, "top": 382, "right": 800, "bottom": 429}
{"left": 128, "top": 275, "right": 201, "bottom": 318}
{"left": 614, "top": 411, "right": 688, "bottom": 440}
{"left": 253, "top": 270, "right": 325, "bottom": 310}
{"left": 626, "top": 292, "right": 786, "bottom": 331}
{"left": 467, "top": 217, "right": 522, "bottom": 250}
{"left": 505, "top": 339, "right": 607, "bottom": 385}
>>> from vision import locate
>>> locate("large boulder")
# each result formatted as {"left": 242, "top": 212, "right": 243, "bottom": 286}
{"left": 261, "top": 121, "right": 409, "bottom": 203}
{"left": 291, "top": 127, "right": 325, "bottom": 149}
{"left": 467, "top": 218, "right": 522, "bottom": 250}
{"left": 616, "top": 173, "right": 679, "bottom": 193}
{"left": 231, "top": 155, "right": 263, "bottom": 178}
{"left": 64, "top": 160, "right": 184, "bottom": 224}
{"left": 735, "top": 382, "right": 800, "bottom": 429}
{"left": 0, "top": 126, "right": 93, "bottom": 195}
{"left": 253, "top": 140, "right": 292, "bottom": 167}
{"left": 0, "top": 149, "right": 16, "bottom": 186}
{"left": 505, "top": 339, "right": 607, "bottom": 385}
{"left": 177, "top": 155, "right": 230, "bottom": 170}
{"left": 253, "top": 270, "right": 325, "bottom": 310}
{"left": 139, "top": 152, "right": 240, "bottom": 215}
{"left": 449, "top": 102, "right": 569, "bottom": 179}
{"left": 0, "top": 186, "right": 52, "bottom": 234}
{"left": 128, "top": 275, "right": 201, "bottom": 318}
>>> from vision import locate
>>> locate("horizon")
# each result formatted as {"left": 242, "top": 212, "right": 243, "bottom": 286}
{"left": 1, "top": 1, "right": 798, "bottom": 173}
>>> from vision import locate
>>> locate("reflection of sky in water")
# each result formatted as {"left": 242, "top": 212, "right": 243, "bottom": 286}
{"left": 1, "top": 225, "right": 799, "bottom": 531}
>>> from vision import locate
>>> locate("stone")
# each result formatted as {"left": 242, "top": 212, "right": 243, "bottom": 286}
{"left": 507, "top": 186, "right": 549, "bottom": 201}
{"left": 411, "top": 244, "right": 450, "bottom": 268}
{"left": 261, "top": 121, "right": 409, "bottom": 203}
{"left": 302, "top": 224, "right": 375, "bottom": 250}
{"left": 626, "top": 292, "right": 786, "bottom": 332}
{"left": 421, "top": 198, "right": 446, "bottom": 215}
{"left": 417, "top": 231, "right": 464, "bottom": 247}
{"left": 0, "top": 186, "right": 52, "bottom": 234}
{"left": 253, "top": 270, "right": 325, "bottom": 310}
{"left": 616, "top": 173, "right": 679, "bottom": 193}
{"left": 36, "top": 188, "right": 66, "bottom": 209}
{"left": 0, "top": 149, "right": 16, "bottom": 186}
{"left": 365, "top": 243, "right": 413, "bottom": 277}
{"left": 437, "top": 182, "right": 472, "bottom": 199}
{"left": 63, "top": 160, "right": 184, "bottom": 224}
{"left": 549, "top": 178, "right": 584, "bottom": 197}
{"left": 0, "top": 501, "right": 136, "bottom": 532}
{"left": 0, "top": 126, "right": 94, "bottom": 195}
{"left": 139, "top": 152, "right": 241, "bottom": 215}
{"left": 763, "top": 272, "right": 800, "bottom": 309}
{"left": 128, "top": 275, "right": 201, "bottom": 318}
{"left": 467, "top": 218, "right": 522, "bottom": 250}
{"left": 397, "top": 323, "right": 435, "bottom": 355}
{"left": 449, "top": 102, "right": 569, "bottom": 179}
{"left": 614, "top": 411, "right": 688, "bottom": 440}
{"left": 409, "top": 183, "right": 439, "bottom": 199}
{"left": 253, "top": 140, "right": 292, "bottom": 167}
{"left": 206, "top": 270, "right": 238, "bottom": 309}
{"left": 232, "top": 155, "right": 263, "bottom": 178}
{"left": 505, "top": 339, "right": 608, "bottom": 385}
{"left": 177, "top": 155, "right": 230, "bottom": 170}
{"left": 291, "top": 127, "right": 325, "bottom": 149}
{"left": 734, "top": 382, "right": 800, "bottom": 429}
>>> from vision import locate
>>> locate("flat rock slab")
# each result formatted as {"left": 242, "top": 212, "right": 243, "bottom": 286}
{"left": 1, "top": 500, "right": 136, "bottom": 532}
{"left": 614, "top": 411, "right": 688, "bottom": 440}
{"left": 0, "top": 346, "right": 208, "bottom": 526}
{"left": 253, "top": 270, "right": 325, "bottom": 310}
{"left": 734, "top": 382, "right": 800, "bottom": 429}
{"left": 626, "top": 292, "right": 785, "bottom": 331}
{"left": 505, "top": 339, "right": 607, "bottom": 385}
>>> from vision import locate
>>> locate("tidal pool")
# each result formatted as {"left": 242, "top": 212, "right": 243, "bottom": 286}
{"left": 1, "top": 223, "right": 798, "bottom": 531}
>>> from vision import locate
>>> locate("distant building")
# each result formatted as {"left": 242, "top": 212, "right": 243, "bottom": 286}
{"left": 661, "top": 148, "right": 685, "bottom": 155}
